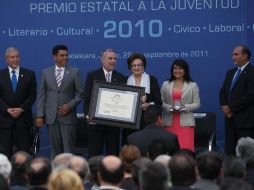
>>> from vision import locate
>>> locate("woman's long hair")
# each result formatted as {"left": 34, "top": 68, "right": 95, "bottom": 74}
{"left": 169, "top": 59, "right": 193, "bottom": 82}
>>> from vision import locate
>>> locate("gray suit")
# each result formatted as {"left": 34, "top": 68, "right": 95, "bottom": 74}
{"left": 161, "top": 81, "right": 200, "bottom": 126}
{"left": 36, "top": 65, "right": 83, "bottom": 158}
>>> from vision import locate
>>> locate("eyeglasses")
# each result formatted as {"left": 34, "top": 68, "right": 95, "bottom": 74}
{"left": 131, "top": 64, "right": 143, "bottom": 68}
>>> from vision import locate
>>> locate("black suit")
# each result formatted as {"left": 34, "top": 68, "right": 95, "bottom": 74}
{"left": 127, "top": 124, "right": 180, "bottom": 157}
{"left": 220, "top": 63, "right": 254, "bottom": 155}
{"left": 0, "top": 67, "right": 36, "bottom": 158}
{"left": 122, "top": 75, "right": 162, "bottom": 145}
{"left": 84, "top": 68, "right": 126, "bottom": 157}
{"left": 145, "top": 75, "right": 162, "bottom": 106}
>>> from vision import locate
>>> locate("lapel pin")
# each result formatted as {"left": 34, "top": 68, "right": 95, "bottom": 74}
{"left": 21, "top": 74, "right": 24, "bottom": 77}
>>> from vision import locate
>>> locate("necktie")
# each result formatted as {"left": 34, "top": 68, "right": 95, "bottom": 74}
{"left": 106, "top": 72, "right": 111, "bottom": 82}
{"left": 229, "top": 69, "right": 241, "bottom": 93}
{"left": 56, "top": 68, "right": 62, "bottom": 87}
{"left": 11, "top": 70, "right": 17, "bottom": 92}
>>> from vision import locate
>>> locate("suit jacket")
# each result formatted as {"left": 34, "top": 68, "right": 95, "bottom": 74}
{"left": 169, "top": 186, "right": 199, "bottom": 190}
{"left": 193, "top": 178, "right": 219, "bottom": 190}
{"left": 0, "top": 67, "right": 36, "bottom": 128}
{"left": 161, "top": 81, "right": 200, "bottom": 126}
{"left": 220, "top": 63, "right": 254, "bottom": 128}
{"left": 143, "top": 75, "right": 162, "bottom": 106}
{"left": 99, "top": 186, "right": 122, "bottom": 190}
{"left": 83, "top": 67, "right": 126, "bottom": 115}
{"left": 36, "top": 65, "right": 83, "bottom": 125}
{"left": 127, "top": 124, "right": 180, "bottom": 156}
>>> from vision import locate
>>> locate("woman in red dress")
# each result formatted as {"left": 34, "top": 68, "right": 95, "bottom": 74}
{"left": 161, "top": 59, "right": 200, "bottom": 151}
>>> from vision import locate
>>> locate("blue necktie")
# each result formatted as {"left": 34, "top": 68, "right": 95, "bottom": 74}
{"left": 229, "top": 68, "right": 241, "bottom": 93}
{"left": 11, "top": 70, "right": 17, "bottom": 92}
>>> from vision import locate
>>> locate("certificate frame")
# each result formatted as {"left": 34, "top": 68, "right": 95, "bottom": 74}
{"left": 88, "top": 81, "right": 145, "bottom": 129}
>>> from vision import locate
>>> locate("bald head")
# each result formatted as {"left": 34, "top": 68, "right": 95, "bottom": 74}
{"left": 103, "top": 156, "right": 121, "bottom": 172}
{"left": 98, "top": 156, "right": 124, "bottom": 186}
{"left": 27, "top": 157, "right": 52, "bottom": 186}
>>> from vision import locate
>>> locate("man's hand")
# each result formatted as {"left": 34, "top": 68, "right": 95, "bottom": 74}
{"left": 226, "top": 112, "right": 234, "bottom": 118}
{"left": 221, "top": 105, "right": 234, "bottom": 118}
{"left": 35, "top": 117, "right": 44, "bottom": 127}
{"left": 7, "top": 108, "right": 23, "bottom": 118}
{"left": 221, "top": 105, "right": 231, "bottom": 114}
{"left": 85, "top": 115, "right": 96, "bottom": 125}
{"left": 58, "top": 104, "right": 71, "bottom": 116}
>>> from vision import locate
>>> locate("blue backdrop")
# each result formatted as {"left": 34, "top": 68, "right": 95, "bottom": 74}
{"left": 1, "top": 0, "right": 253, "bottom": 153}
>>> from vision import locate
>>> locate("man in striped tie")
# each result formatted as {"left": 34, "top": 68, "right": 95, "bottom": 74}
{"left": 36, "top": 45, "right": 83, "bottom": 159}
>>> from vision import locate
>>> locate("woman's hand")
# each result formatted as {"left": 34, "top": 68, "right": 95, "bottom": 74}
{"left": 141, "top": 94, "right": 147, "bottom": 104}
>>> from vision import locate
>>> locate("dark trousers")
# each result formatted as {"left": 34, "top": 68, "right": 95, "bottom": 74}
{"left": 225, "top": 118, "right": 254, "bottom": 155}
{"left": 87, "top": 124, "right": 120, "bottom": 158}
{"left": 0, "top": 124, "right": 31, "bottom": 158}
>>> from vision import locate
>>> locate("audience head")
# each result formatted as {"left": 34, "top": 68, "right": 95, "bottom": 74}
{"left": 177, "top": 148, "right": 196, "bottom": 159}
{"left": 98, "top": 155, "right": 124, "bottom": 186}
{"left": 196, "top": 151, "right": 223, "bottom": 180}
{"left": 53, "top": 153, "right": 73, "bottom": 171}
{"left": 222, "top": 156, "right": 246, "bottom": 179}
{"left": 0, "top": 174, "right": 9, "bottom": 190}
{"left": 27, "top": 157, "right": 52, "bottom": 186}
{"left": 154, "top": 154, "right": 171, "bottom": 167}
{"left": 10, "top": 151, "right": 31, "bottom": 186}
{"left": 0, "top": 154, "right": 12, "bottom": 180}
{"left": 127, "top": 52, "right": 147, "bottom": 70}
{"left": 236, "top": 137, "right": 254, "bottom": 167}
{"left": 11, "top": 151, "right": 31, "bottom": 174}
{"left": 169, "top": 153, "right": 196, "bottom": 186}
{"left": 132, "top": 157, "right": 151, "bottom": 187}
{"left": 119, "top": 145, "right": 141, "bottom": 174}
{"left": 48, "top": 169, "right": 84, "bottom": 190}
{"left": 68, "top": 156, "right": 90, "bottom": 181}
{"left": 148, "top": 139, "right": 168, "bottom": 160}
{"left": 170, "top": 59, "right": 193, "bottom": 82}
{"left": 154, "top": 155, "right": 172, "bottom": 182}
{"left": 143, "top": 105, "right": 162, "bottom": 126}
{"left": 140, "top": 162, "right": 168, "bottom": 190}
{"left": 88, "top": 155, "right": 104, "bottom": 186}
{"left": 220, "top": 178, "right": 252, "bottom": 190}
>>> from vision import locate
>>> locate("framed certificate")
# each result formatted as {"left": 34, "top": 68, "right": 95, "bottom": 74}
{"left": 88, "top": 81, "right": 145, "bottom": 129}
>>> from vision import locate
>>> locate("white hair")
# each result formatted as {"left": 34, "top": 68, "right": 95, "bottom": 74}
{"left": 236, "top": 137, "right": 254, "bottom": 161}
{"left": 0, "top": 154, "right": 12, "bottom": 178}
{"left": 5, "top": 47, "right": 19, "bottom": 58}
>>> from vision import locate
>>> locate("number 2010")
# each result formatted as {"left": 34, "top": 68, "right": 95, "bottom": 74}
{"left": 104, "top": 20, "right": 163, "bottom": 38}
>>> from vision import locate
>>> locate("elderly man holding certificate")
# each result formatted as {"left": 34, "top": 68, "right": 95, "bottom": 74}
{"left": 83, "top": 49, "right": 126, "bottom": 157}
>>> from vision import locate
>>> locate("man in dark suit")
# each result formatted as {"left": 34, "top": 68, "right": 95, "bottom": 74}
{"left": 84, "top": 49, "right": 126, "bottom": 157}
{"left": 127, "top": 105, "right": 180, "bottom": 157}
{"left": 220, "top": 45, "right": 254, "bottom": 155}
{"left": 0, "top": 47, "right": 36, "bottom": 158}
{"left": 36, "top": 45, "right": 83, "bottom": 159}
